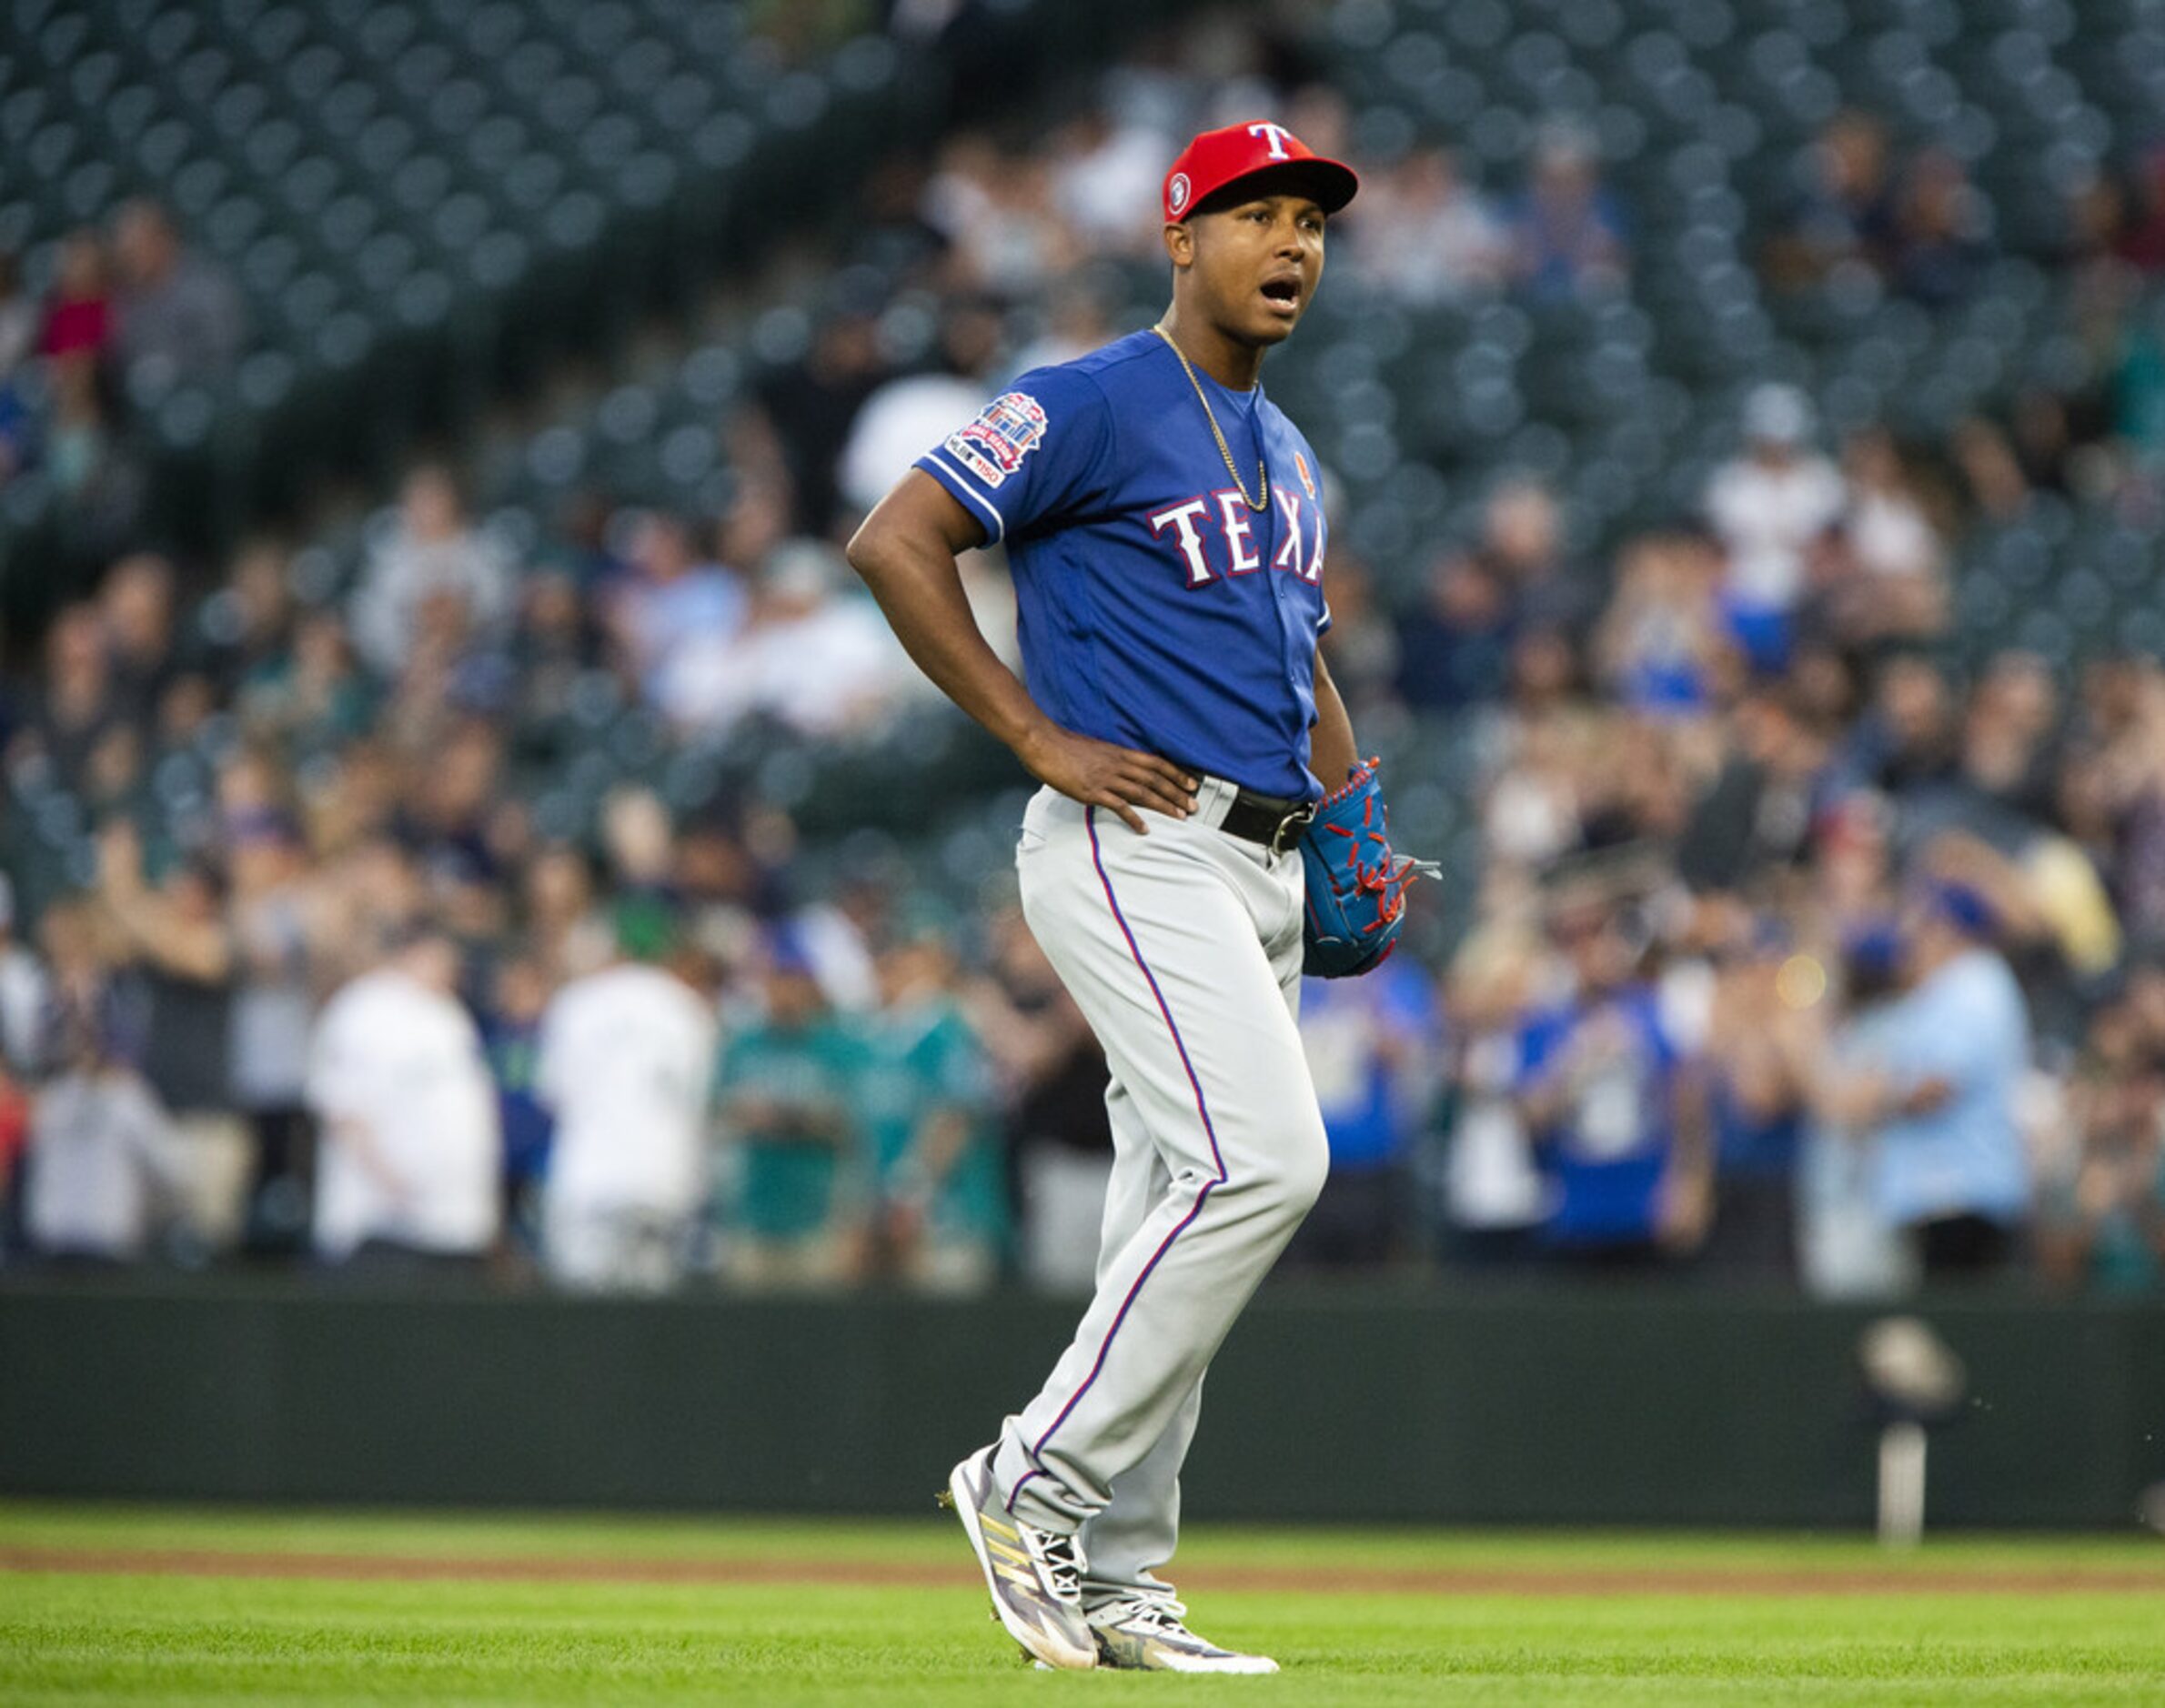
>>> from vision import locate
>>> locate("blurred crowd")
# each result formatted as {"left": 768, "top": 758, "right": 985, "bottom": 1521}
{"left": 1332, "top": 390, "right": 2165, "bottom": 1298}
{"left": 0, "top": 497, "right": 1004, "bottom": 1291}
{"left": 8, "top": 432, "right": 2163, "bottom": 1298}
{"left": 6, "top": 15, "right": 2165, "bottom": 1297}
{"left": 3, "top": 407, "right": 2161, "bottom": 1298}
{"left": 0, "top": 201, "right": 247, "bottom": 566}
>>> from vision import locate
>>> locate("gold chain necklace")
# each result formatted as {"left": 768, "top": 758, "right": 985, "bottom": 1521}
{"left": 1151, "top": 324, "right": 1268, "bottom": 512}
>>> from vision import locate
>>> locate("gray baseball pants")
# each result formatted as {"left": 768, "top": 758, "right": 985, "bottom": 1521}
{"left": 991, "top": 780, "right": 1327, "bottom": 1600}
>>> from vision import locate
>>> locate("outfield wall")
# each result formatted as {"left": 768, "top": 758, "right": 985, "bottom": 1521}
{"left": 4, "top": 1281, "right": 2160, "bottom": 1528}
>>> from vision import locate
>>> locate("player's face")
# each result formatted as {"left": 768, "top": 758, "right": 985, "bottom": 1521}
{"left": 1182, "top": 192, "right": 1327, "bottom": 347}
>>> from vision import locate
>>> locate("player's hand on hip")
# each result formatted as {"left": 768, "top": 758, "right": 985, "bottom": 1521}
{"left": 1016, "top": 724, "right": 1198, "bottom": 836}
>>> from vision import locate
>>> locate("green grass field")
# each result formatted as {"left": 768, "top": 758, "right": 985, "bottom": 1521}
{"left": 5, "top": 1504, "right": 2163, "bottom": 1705}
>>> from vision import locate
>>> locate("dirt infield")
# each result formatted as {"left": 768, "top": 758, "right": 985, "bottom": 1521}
{"left": 5, "top": 1544, "right": 2160, "bottom": 1598}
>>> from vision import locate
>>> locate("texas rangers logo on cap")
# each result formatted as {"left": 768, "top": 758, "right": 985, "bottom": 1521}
{"left": 1161, "top": 119, "right": 1360, "bottom": 224}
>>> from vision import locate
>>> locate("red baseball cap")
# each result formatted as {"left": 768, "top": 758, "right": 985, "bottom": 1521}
{"left": 1162, "top": 120, "right": 1359, "bottom": 224}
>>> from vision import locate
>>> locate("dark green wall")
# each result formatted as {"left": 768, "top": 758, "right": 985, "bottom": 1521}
{"left": 4, "top": 1281, "right": 2160, "bottom": 1526}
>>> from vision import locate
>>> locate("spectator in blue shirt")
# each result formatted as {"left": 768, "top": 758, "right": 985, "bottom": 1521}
{"left": 1507, "top": 129, "right": 1630, "bottom": 301}
{"left": 0, "top": 369, "right": 35, "bottom": 487}
{"left": 1818, "top": 880, "right": 2032, "bottom": 1281}
{"left": 1516, "top": 897, "right": 1708, "bottom": 1268}
{"left": 603, "top": 510, "right": 749, "bottom": 721}
{"left": 480, "top": 951, "right": 554, "bottom": 1264}
{"left": 1286, "top": 956, "right": 1442, "bottom": 1270}
{"left": 1699, "top": 914, "right": 1816, "bottom": 1281}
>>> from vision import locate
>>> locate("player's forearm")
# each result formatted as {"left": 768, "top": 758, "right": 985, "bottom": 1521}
{"left": 848, "top": 520, "right": 1051, "bottom": 757}
{"left": 1310, "top": 651, "right": 1358, "bottom": 785}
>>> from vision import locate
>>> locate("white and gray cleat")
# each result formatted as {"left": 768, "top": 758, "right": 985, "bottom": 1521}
{"left": 1085, "top": 1594, "right": 1281, "bottom": 1673}
{"left": 941, "top": 1447, "right": 1096, "bottom": 1671}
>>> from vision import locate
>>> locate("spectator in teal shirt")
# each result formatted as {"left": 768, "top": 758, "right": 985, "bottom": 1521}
{"left": 858, "top": 926, "right": 1006, "bottom": 1293}
{"left": 716, "top": 939, "right": 866, "bottom": 1289}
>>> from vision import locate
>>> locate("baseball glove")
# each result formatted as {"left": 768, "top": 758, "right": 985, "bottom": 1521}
{"left": 1299, "top": 758, "right": 1437, "bottom": 979}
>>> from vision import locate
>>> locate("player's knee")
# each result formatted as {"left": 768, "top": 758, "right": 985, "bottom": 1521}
{"left": 1241, "top": 1120, "right": 1330, "bottom": 1223}
{"left": 1284, "top": 1129, "right": 1332, "bottom": 1218}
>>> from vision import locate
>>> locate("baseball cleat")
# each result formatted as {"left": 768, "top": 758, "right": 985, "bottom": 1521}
{"left": 941, "top": 1447, "right": 1095, "bottom": 1671}
{"left": 1085, "top": 1595, "right": 1280, "bottom": 1673}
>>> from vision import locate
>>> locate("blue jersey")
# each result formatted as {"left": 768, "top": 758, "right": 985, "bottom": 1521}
{"left": 914, "top": 329, "right": 1333, "bottom": 800}
{"left": 1300, "top": 959, "right": 1440, "bottom": 1170}
{"left": 1516, "top": 986, "right": 1680, "bottom": 1247}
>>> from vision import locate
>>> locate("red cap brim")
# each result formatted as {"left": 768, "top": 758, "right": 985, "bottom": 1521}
{"left": 1189, "top": 157, "right": 1359, "bottom": 218}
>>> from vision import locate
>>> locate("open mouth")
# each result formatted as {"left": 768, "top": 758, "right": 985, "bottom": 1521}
{"left": 1260, "top": 276, "right": 1303, "bottom": 314}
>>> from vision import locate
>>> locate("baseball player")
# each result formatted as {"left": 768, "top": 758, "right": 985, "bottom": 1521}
{"left": 848, "top": 121, "right": 1400, "bottom": 1673}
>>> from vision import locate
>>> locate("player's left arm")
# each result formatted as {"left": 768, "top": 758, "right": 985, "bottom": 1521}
{"left": 1299, "top": 648, "right": 1440, "bottom": 978}
{"left": 848, "top": 472, "right": 1199, "bottom": 834}
{"left": 1311, "top": 647, "right": 1358, "bottom": 786}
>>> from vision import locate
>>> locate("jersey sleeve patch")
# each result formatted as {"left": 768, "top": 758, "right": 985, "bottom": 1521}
{"left": 943, "top": 390, "right": 1048, "bottom": 490}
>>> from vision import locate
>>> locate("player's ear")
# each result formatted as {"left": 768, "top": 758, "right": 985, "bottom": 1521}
{"left": 1163, "top": 220, "right": 1194, "bottom": 271}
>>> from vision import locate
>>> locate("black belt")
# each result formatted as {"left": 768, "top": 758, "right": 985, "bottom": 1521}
{"left": 1217, "top": 786, "right": 1316, "bottom": 854}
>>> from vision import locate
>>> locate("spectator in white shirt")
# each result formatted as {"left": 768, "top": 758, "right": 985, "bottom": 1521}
{"left": 1440, "top": 927, "right": 1551, "bottom": 1264}
{"left": 1821, "top": 426, "right": 1950, "bottom": 648}
{"left": 22, "top": 902, "right": 188, "bottom": 1263}
{"left": 1704, "top": 384, "right": 1846, "bottom": 674}
{"left": 536, "top": 902, "right": 719, "bottom": 1292}
{"left": 0, "top": 873, "right": 47, "bottom": 1074}
{"left": 349, "top": 466, "right": 515, "bottom": 678}
{"left": 1353, "top": 150, "right": 1507, "bottom": 304}
{"left": 306, "top": 924, "right": 500, "bottom": 1271}
{"left": 663, "top": 542, "right": 909, "bottom": 739}
{"left": 1048, "top": 108, "right": 1167, "bottom": 256}
{"left": 609, "top": 511, "right": 748, "bottom": 718}
{"left": 837, "top": 299, "right": 1002, "bottom": 519}
{"left": 25, "top": 1050, "right": 183, "bottom": 1264}
{"left": 1843, "top": 427, "right": 1944, "bottom": 584}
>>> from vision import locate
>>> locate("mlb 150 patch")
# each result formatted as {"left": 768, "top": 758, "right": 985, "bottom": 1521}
{"left": 948, "top": 391, "right": 1048, "bottom": 488}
